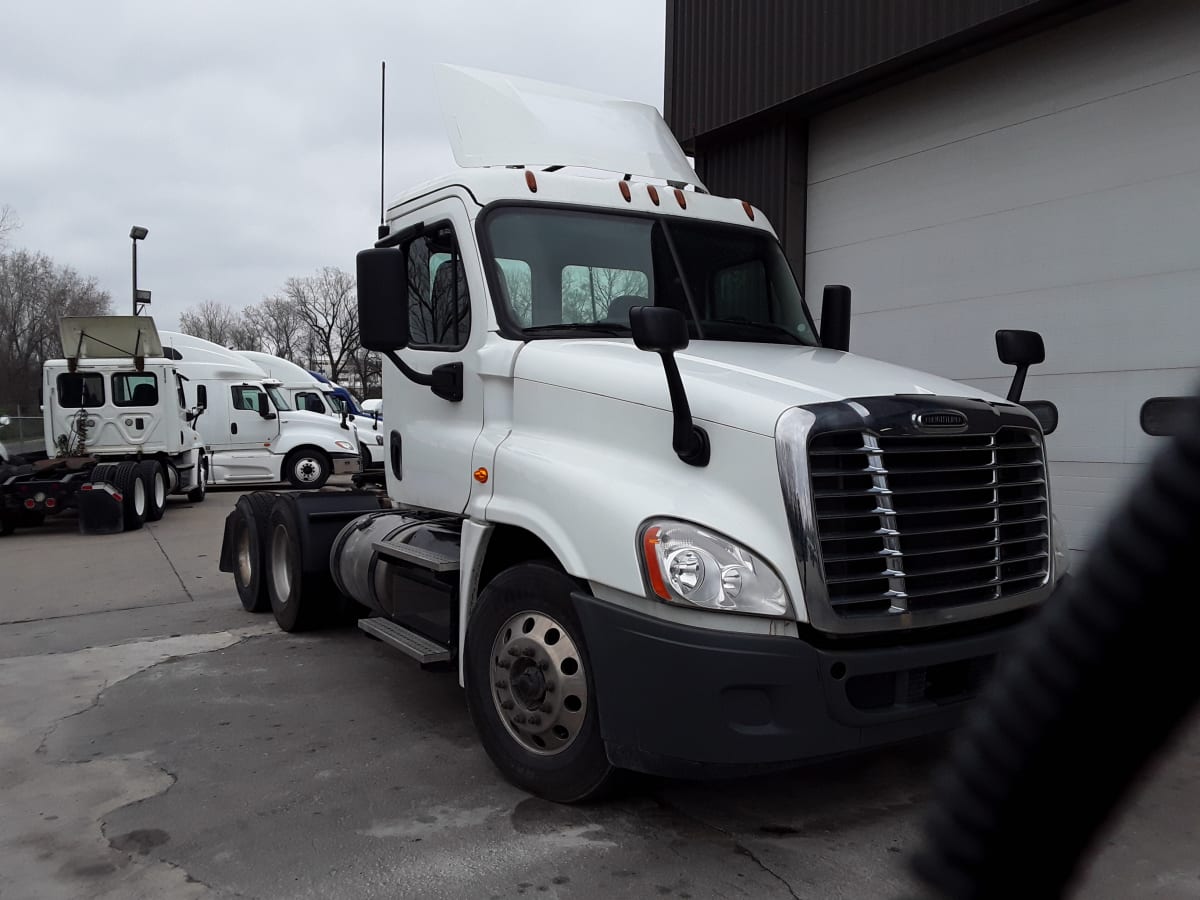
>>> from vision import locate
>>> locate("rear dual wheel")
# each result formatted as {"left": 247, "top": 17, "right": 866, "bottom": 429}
{"left": 231, "top": 492, "right": 277, "bottom": 613}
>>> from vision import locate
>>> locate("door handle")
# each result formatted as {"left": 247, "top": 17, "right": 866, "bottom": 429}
{"left": 231, "top": 422, "right": 238, "bottom": 435}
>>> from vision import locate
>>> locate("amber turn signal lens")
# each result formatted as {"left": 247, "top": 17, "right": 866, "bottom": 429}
{"left": 642, "top": 525, "right": 671, "bottom": 600}
{"left": 474, "top": 467, "right": 489, "bottom": 483}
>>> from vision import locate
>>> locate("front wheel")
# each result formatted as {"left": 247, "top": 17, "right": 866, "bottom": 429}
{"left": 464, "top": 563, "right": 616, "bottom": 803}
{"left": 284, "top": 448, "right": 330, "bottom": 489}
{"left": 187, "top": 453, "right": 207, "bottom": 503}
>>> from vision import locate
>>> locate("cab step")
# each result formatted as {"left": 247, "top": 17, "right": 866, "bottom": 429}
{"left": 371, "top": 539, "right": 460, "bottom": 572}
{"left": 358, "top": 617, "right": 452, "bottom": 664}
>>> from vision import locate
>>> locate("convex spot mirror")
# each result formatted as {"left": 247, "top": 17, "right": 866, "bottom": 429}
{"left": 356, "top": 248, "right": 409, "bottom": 351}
{"left": 1023, "top": 400, "right": 1058, "bottom": 435}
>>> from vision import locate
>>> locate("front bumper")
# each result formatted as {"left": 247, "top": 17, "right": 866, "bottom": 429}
{"left": 573, "top": 591, "right": 1036, "bottom": 778}
{"left": 331, "top": 452, "right": 362, "bottom": 475}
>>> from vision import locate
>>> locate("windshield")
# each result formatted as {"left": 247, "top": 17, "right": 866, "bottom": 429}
{"left": 325, "top": 391, "right": 346, "bottom": 413}
{"left": 483, "top": 207, "right": 818, "bottom": 346}
{"left": 266, "top": 386, "right": 291, "bottom": 411}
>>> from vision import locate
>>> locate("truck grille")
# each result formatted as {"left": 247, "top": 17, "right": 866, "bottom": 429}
{"left": 809, "top": 427, "right": 1050, "bottom": 616}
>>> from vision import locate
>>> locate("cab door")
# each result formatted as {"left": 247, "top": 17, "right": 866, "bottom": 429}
{"left": 384, "top": 197, "right": 485, "bottom": 513}
{"left": 226, "top": 384, "right": 279, "bottom": 451}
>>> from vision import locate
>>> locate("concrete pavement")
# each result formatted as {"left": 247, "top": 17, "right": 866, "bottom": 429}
{"left": 0, "top": 487, "right": 1197, "bottom": 898}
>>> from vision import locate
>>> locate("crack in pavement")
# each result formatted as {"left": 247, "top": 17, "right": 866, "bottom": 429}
{"left": 652, "top": 795, "right": 803, "bottom": 899}
{"left": 145, "top": 522, "right": 196, "bottom": 602}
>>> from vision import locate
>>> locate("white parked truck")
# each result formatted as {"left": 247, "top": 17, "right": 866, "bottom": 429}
{"left": 2, "top": 316, "right": 208, "bottom": 534}
{"left": 160, "top": 331, "right": 364, "bottom": 489}
{"left": 238, "top": 349, "right": 386, "bottom": 470}
{"left": 221, "top": 67, "right": 1069, "bottom": 802}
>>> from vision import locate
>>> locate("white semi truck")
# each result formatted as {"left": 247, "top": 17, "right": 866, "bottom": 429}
{"left": 221, "top": 67, "right": 1069, "bottom": 802}
{"left": 159, "top": 332, "right": 364, "bottom": 489}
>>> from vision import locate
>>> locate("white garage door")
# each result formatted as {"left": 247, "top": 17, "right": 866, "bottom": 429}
{"left": 805, "top": 0, "right": 1200, "bottom": 552}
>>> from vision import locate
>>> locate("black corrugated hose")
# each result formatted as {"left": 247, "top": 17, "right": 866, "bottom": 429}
{"left": 913, "top": 392, "right": 1200, "bottom": 899}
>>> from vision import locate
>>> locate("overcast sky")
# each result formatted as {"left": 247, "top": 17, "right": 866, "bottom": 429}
{"left": 0, "top": 1, "right": 666, "bottom": 330}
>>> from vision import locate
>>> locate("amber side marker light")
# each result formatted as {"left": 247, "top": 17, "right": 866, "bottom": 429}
{"left": 647, "top": 185, "right": 660, "bottom": 206}
{"left": 474, "top": 467, "right": 489, "bottom": 484}
{"left": 642, "top": 526, "right": 671, "bottom": 600}
{"left": 619, "top": 181, "right": 632, "bottom": 202}
{"left": 525, "top": 170, "right": 538, "bottom": 193}
{"left": 674, "top": 188, "right": 687, "bottom": 209}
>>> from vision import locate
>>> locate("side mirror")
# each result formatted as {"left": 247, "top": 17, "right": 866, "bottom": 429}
{"left": 820, "top": 285, "right": 851, "bottom": 352}
{"left": 630, "top": 305, "right": 689, "bottom": 353}
{"left": 256, "top": 391, "right": 276, "bottom": 420}
{"left": 356, "top": 248, "right": 410, "bottom": 351}
{"left": 995, "top": 330, "right": 1046, "bottom": 402}
{"left": 196, "top": 384, "right": 208, "bottom": 410}
{"left": 629, "top": 306, "right": 709, "bottom": 467}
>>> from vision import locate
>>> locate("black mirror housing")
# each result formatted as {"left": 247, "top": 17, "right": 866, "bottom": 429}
{"left": 196, "top": 384, "right": 208, "bottom": 410}
{"left": 1023, "top": 400, "right": 1058, "bottom": 435}
{"left": 630, "top": 306, "right": 689, "bottom": 352}
{"left": 356, "top": 248, "right": 409, "bottom": 351}
{"left": 996, "top": 330, "right": 1045, "bottom": 367}
{"left": 820, "top": 285, "right": 851, "bottom": 352}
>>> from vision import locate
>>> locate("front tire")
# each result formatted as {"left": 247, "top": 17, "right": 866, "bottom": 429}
{"left": 285, "top": 448, "right": 330, "bottom": 489}
{"left": 187, "top": 453, "right": 207, "bottom": 503}
{"left": 464, "top": 563, "right": 616, "bottom": 803}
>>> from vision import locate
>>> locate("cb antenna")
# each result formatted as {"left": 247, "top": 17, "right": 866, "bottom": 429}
{"left": 378, "top": 61, "right": 388, "bottom": 240}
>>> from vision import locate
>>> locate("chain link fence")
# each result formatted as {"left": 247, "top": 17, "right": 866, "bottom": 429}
{"left": 0, "top": 408, "right": 44, "bottom": 458}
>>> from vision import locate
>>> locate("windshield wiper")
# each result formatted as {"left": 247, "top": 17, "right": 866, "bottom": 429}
{"left": 523, "top": 323, "right": 632, "bottom": 336}
{"left": 707, "top": 319, "right": 807, "bottom": 345}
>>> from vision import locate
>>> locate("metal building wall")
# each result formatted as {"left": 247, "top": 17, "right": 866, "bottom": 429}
{"left": 665, "top": 0, "right": 1119, "bottom": 144}
{"left": 693, "top": 119, "right": 808, "bottom": 275}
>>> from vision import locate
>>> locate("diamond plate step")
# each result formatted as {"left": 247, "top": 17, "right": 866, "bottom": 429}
{"left": 372, "top": 540, "right": 460, "bottom": 572}
{"left": 358, "top": 617, "right": 451, "bottom": 664}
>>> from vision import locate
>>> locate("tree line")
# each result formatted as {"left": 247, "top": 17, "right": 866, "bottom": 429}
{"left": 0, "top": 205, "right": 112, "bottom": 413}
{"left": 177, "top": 265, "right": 380, "bottom": 396}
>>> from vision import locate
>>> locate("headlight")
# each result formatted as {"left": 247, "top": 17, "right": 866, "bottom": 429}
{"left": 1052, "top": 513, "right": 1070, "bottom": 576}
{"left": 334, "top": 440, "right": 354, "bottom": 451}
{"left": 640, "top": 520, "right": 789, "bottom": 617}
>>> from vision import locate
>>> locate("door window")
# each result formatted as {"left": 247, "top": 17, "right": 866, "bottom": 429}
{"left": 296, "top": 391, "right": 326, "bottom": 414}
{"left": 231, "top": 385, "right": 264, "bottom": 413}
{"left": 406, "top": 224, "right": 471, "bottom": 349}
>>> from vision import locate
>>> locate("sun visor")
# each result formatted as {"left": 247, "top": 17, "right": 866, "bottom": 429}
{"left": 434, "top": 64, "right": 704, "bottom": 190}
{"left": 59, "top": 316, "right": 164, "bottom": 371}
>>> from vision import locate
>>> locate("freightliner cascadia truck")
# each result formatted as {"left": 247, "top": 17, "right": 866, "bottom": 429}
{"left": 221, "top": 66, "right": 1069, "bottom": 802}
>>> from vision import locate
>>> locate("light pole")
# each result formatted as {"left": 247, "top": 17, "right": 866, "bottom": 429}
{"left": 130, "top": 226, "right": 149, "bottom": 315}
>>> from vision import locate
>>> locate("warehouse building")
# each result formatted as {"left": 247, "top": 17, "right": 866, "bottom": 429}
{"left": 665, "top": 0, "right": 1199, "bottom": 551}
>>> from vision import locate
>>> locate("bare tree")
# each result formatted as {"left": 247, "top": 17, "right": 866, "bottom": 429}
{"left": 562, "top": 266, "right": 647, "bottom": 323}
{"left": 0, "top": 249, "right": 111, "bottom": 409}
{"left": 178, "top": 300, "right": 241, "bottom": 346}
{"left": 347, "top": 348, "right": 382, "bottom": 400}
{"left": 244, "top": 295, "right": 306, "bottom": 360}
{"left": 284, "top": 267, "right": 358, "bottom": 382}
{"left": 0, "top": 205, "right": 18, "bottom": 249}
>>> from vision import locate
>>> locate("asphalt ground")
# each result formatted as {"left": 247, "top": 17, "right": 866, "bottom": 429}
{"left": 0, "top": 484, "right": 1197, "bottom": 899}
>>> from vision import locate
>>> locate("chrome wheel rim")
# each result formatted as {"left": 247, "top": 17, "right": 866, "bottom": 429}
{"left": 271, "top": 523, "right": 291, "bottom": 604}
{"left": 294, "top": 457, "right": 323, "bottom": 484}
{"left": 490, "top": 611, "right": 587, "bottom": 756}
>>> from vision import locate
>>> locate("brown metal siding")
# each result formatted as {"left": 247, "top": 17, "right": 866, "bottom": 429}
{"left": 666, "top": 0, "right": 1121, "bottom": 142}
{"left": 694, "top": 119, "right": 809, "bottom": 278}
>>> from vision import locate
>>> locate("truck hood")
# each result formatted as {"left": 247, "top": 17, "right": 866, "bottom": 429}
{"left": 513, "top": 340, "right": 1006, "bottom": 436}
{"left": 278, "top": 408, "right": 359, "bottom": 442}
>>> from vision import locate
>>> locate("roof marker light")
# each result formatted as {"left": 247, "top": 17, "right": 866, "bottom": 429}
{"left": 619, "top": 181, "right": 632, "bottom": 202}
{"left": 674, "top": 188, "right": 687, "bottom": 209}
{"left": 742, "top": 200, "right": 755, "bottom": 221}
{"left": 647, "top": 185, "right": 660, "bottom": 206}
{"left": 525, "top": 170, "right": 538, "bottom": 193}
